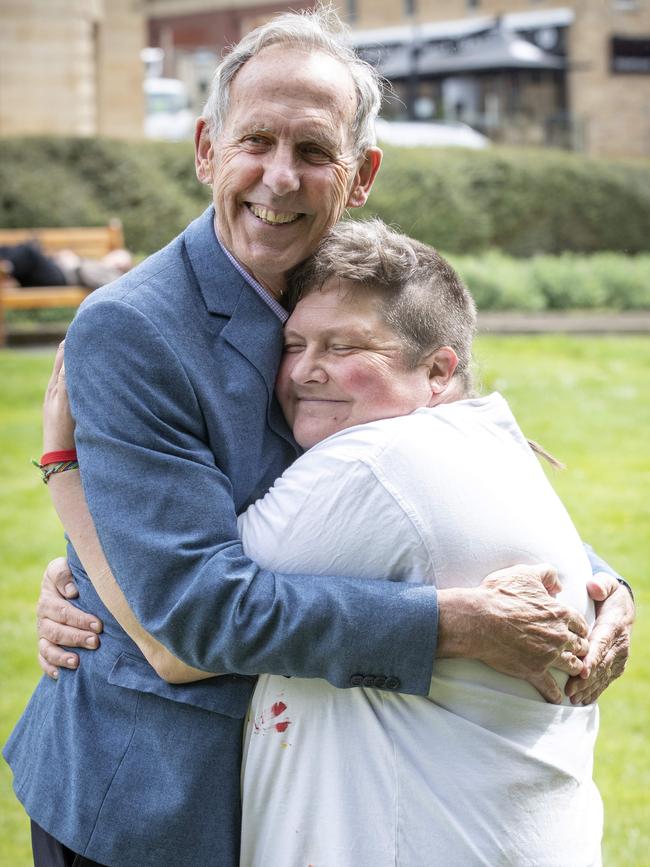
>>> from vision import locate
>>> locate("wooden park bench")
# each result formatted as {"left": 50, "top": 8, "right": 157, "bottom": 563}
{"left": 0, "top": 220, "right": 124, "bottom": 347}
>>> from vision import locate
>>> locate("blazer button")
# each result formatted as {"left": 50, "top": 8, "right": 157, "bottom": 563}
{"left": 385, "top": 676, "right": 401, "bottom": 690}
{"left": 374, "top": 676, "right": 386, "bottom": 688}
{"left": 350, "top": 674, "right": 364, "bottom": 686}
{"left": 362, "top": 675, "right": 376, "bottom": 687}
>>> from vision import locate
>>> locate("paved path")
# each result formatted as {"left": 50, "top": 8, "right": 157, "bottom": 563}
{"left": 478, "top": 311, "right": 650, "bottom": 334}
{"left": 4, "top": 312, "right": 650, "bottom": 349}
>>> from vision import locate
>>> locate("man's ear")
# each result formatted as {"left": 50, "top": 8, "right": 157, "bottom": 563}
{"left": 426, "top": 347, "right": 459, "bottom": 401}
{"left": 194, "top": 117, "right": 214, "bottom": 185}
{"left": 346, "top": 147, "right": 383, "bottom": 209}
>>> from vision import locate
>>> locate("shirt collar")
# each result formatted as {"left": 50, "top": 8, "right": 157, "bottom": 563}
{"left": 213, "top": 225, "right": 289, "bottom": 324}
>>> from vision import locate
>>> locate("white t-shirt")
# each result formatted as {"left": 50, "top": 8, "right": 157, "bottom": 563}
{"left": 238, "top": 394, "right": 602, "bottom": 867}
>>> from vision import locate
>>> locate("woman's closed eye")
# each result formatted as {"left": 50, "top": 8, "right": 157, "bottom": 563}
{"left": 283, "top": 343, "right": 306, "bottom": 354}
{"left": 329, "top": 344, "right": 359, "bottom": 353}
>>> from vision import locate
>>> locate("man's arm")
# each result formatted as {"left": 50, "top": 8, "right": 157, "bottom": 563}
{"left": 38, "top": 557, "right": 591, "bottom": 701}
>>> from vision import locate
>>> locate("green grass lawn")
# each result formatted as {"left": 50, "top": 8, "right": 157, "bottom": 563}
{"left": 1, "top": 337, "right": 648, "bottom": 865}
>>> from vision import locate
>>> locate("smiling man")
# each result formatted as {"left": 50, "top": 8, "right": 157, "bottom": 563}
{"left": 199, "top": 45, "right": 375, "bottom": 296}
{"left": 5, "top": 8, "right": 633, "bottom": 867}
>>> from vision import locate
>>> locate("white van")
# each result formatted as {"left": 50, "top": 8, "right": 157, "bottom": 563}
{"left": 143, "top": 77, "right": 194, "bottom": 141}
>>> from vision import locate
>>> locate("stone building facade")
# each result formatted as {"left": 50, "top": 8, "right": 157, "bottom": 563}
{"left": 144, "top": 0, "right": 649, "bottom": 157}
{"left": 0, "top": 0, "right": 145, "bottom": 139}
{"left": 145, "top": 0, "right": 314, "bottom": 112}
{"left": 5, "top": 0, "right": 643, "bottom": 153}
{"left": 337, "top": 0, "right": 650, "bottom": 156}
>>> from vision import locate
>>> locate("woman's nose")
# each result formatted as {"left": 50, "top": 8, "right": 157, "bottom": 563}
{"left": 290, "top": 352, "right": 327, "bottom": 384}
{"left": 263, "top": 147, "right": 300, "bottom": 197}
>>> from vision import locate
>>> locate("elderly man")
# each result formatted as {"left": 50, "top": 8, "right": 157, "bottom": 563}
{"left": 5, "top": 9, "right": 633, "bottom": 867}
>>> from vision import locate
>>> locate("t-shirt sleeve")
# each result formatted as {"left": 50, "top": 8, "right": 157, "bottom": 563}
{"left": 239, "top": 443, "right": 434, "bottom": 585}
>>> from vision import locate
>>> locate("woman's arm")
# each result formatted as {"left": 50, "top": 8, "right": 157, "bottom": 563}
{"left": 44, "top": 343, "right": 216, "bottom": 684}
{"left": 48, "top": 470, "right": 216, "bottom": 684}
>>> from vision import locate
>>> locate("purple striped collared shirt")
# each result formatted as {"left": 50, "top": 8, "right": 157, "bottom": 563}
{"left": 215, "top": 228, "right": 289, "bottom": 324}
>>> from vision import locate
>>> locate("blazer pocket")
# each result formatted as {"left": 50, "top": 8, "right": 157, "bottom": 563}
{"left": 108, "top": 651, "right": 255, "bottom": 719}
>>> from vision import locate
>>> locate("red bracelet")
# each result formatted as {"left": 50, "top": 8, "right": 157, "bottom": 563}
{"left": 40, "top": 449, "right": 78, "bottom": 466}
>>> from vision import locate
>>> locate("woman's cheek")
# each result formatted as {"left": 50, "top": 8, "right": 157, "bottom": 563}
{"left": 340, "top": 360, "right": 393, "bottom": 405}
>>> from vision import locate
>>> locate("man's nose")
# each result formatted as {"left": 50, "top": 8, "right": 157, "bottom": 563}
{"left": 263, "top": 146, "right": 300, "bottom": 196}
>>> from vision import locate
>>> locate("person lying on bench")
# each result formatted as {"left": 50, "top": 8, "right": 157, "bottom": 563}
{"left": 0, "top": 241, "right": 132, "bottom": 291}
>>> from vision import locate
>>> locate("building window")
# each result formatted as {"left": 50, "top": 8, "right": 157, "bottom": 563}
{"left": 611, "top": 36, "right": 650, "bottom": 73}
{"left": 613, "top": 0, "right": 639, "bottom": 9}
{"left": 466, "top": 0, "right": 480, "bottom": 8}
{"left": 405, "top": 0, "right": 416, "bottom": 16}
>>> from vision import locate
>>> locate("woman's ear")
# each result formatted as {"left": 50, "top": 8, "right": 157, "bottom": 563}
{"left": 425, "top": 347, "right": 459, "bottom": 402}
{"left": 194, "top": 117, "right": 214, "bottom": 186}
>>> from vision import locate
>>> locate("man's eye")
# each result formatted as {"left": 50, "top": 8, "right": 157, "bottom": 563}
{"left": 283, "top": 344, "right": 305, "bottom": 354}
{"left": 301, "top": 145, "right": 331, "bottom": 162}
{"left": 242, "top": 135, "right": 270, "bottom": 149}
{"left": 330, "top": 345, "right": 355, "bottom": 353}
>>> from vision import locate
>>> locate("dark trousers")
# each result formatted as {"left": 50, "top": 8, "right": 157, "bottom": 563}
{"left": 31, "top": 820, "right": 106, "bottom": 867}
{"left": 0, "top": 242, "right": 67, "bottom": 287}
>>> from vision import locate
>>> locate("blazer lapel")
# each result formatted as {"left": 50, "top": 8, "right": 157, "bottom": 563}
{"left": 183, "top": 207, "right": 296, "bottom": 447}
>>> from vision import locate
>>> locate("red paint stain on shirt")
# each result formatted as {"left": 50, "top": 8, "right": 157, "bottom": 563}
{"left": 253, "top": 699, "right": 292, "bottom": 735}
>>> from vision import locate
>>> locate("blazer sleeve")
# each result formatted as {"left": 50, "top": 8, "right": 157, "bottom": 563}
{"left": 64, "top": 297, "right": 439, "bottom": 695}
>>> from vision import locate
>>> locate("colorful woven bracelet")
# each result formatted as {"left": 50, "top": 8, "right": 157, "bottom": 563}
{"left": 32, "top": 458, "right": 80, "bottom": 485}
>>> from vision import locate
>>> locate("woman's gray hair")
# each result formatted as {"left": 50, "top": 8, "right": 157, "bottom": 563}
{"left": 202, "top": 6, "right": 383, "bottom": 157}
{"left": 287, "top": 219, "right": 477, "bottom": 394}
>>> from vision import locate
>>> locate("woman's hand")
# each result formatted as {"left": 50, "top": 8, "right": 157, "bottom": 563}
{"left": 43, "top": 340, "right": 76, "bottom": 453}
{"left": 36, "top": 557, "right": 102, "bottom": 679}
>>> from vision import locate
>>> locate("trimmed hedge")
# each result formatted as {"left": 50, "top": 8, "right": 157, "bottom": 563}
{"left": 1, "top": 137, "right": 649, "bottom": 258}
{"left": 0, "top": 138, "right": 208, "bottom": 255}
{"left": 363, "top": 145, "right": 650, "bottom": 256}
{"left": 447, "top": 251, "right": 650, "bottom": 311}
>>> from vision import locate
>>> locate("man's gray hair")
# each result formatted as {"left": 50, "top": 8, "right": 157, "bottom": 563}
{"left": 202, "top": 6, "right": 383, "bottom": 157}
{"left": 287, "top": 219, "right": 477, "bottom": 394}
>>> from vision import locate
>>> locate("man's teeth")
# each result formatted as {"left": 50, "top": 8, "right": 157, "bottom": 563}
{"left": 248, "top": 204, "right": 300, "bottom": 224}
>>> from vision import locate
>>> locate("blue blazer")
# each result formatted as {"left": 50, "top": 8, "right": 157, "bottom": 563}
{"left": 4, "top": 208, "right": 439, "bottom": 866}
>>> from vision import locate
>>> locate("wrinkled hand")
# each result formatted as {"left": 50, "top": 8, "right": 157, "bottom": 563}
{"left": 565, "top": 572, "right": 634, "bottom": 705}
{"left": 43, "top": 340, "right": 75, "bottom": 454}
{"left": 438, "top": 564, "right": 590, "bottom": 704}
{"left": 37, "top": 557, "right": 102, "bottom": 679}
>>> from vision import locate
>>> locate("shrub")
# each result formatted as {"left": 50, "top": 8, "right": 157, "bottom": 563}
{"left": 592, "top": 253, "right": 650, "bottom": 310}
{"left": 447, "top": 251, "right": 650, "bottom": 311}
{"left": 445, "top": 251, "right": 547, "bottom": 311}
{"left": 1, "top": 136, "right": 649, "bottom": 259}
{"left": 361, "top": 144, "right": 650, "bottom": 256}
{"left": 0, "top": 137, "right": 210, "bottom": 254}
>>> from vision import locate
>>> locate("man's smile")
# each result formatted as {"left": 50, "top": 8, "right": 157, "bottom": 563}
{"left": 246, "top": 203, "right": 302, "bottom": 225}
